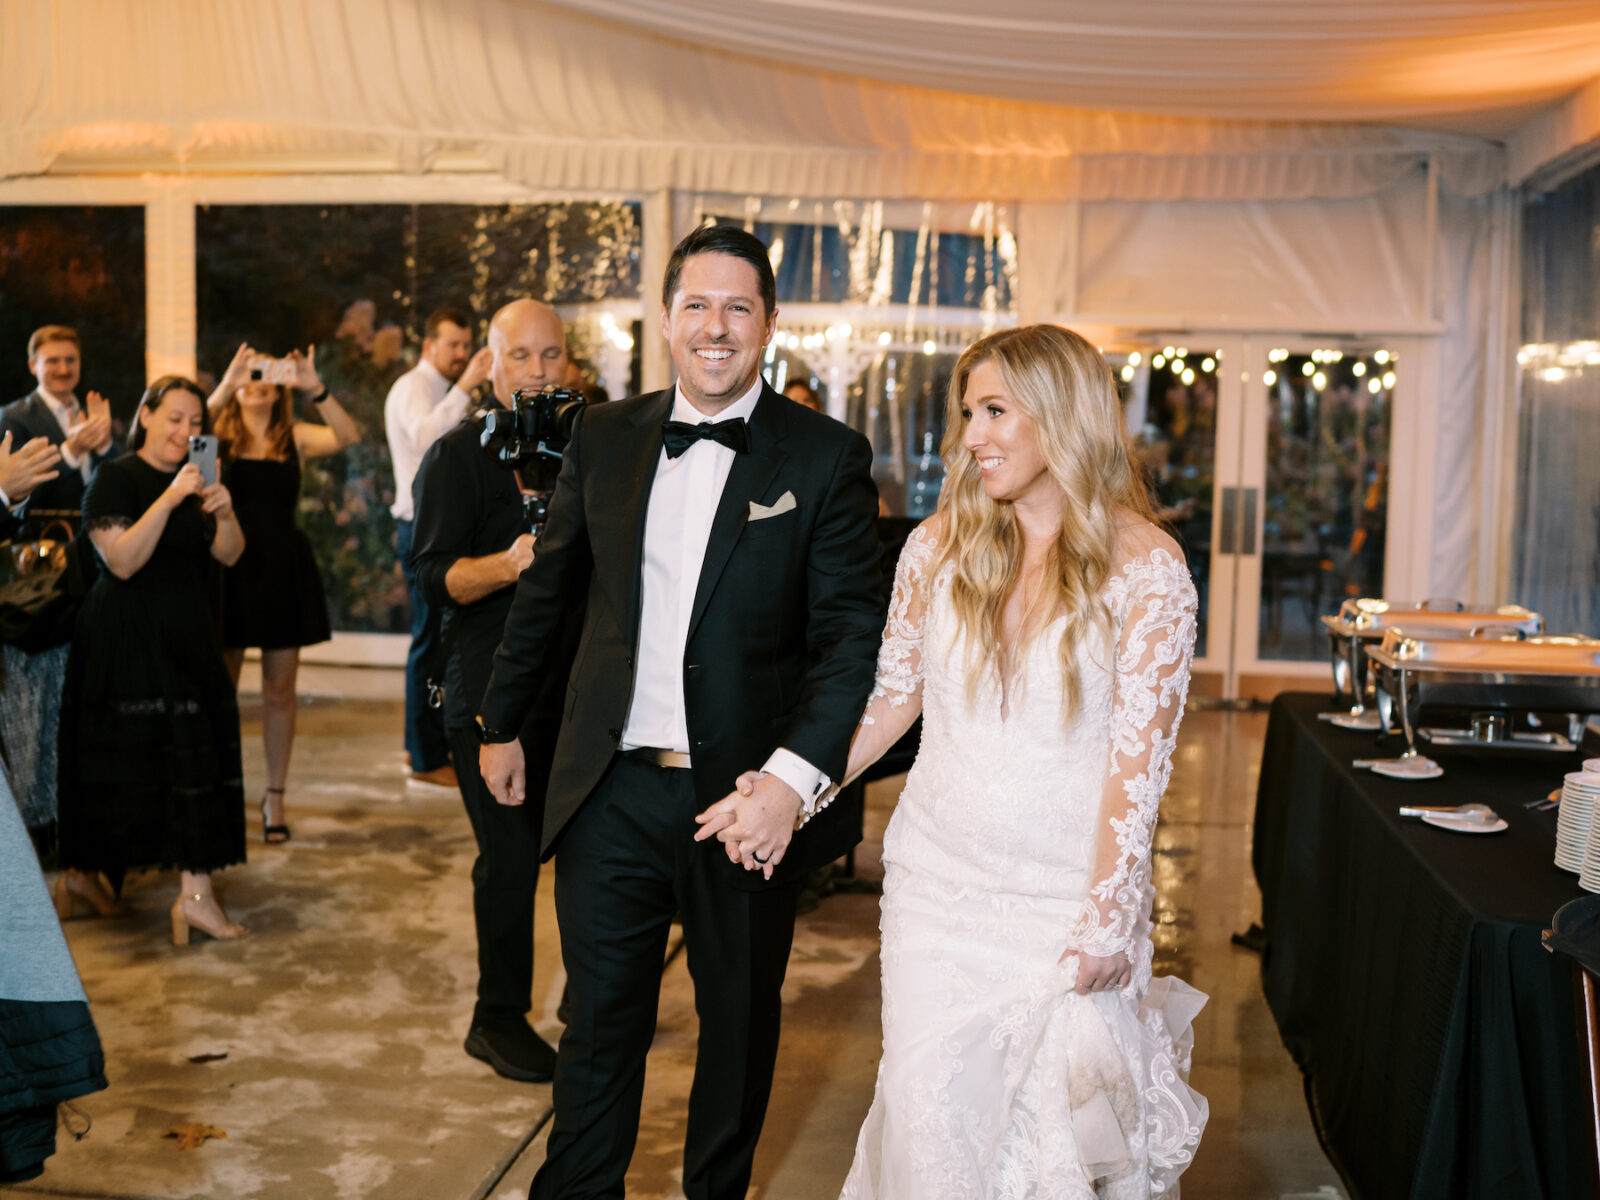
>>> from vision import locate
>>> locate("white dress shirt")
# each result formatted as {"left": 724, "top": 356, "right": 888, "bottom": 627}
{"left": 621, "top": 379, "right": 828, "bottom": 805}
{"left": 384, "top": 358, "right": 472, "bottom": 521}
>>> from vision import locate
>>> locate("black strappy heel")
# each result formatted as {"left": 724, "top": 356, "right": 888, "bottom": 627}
{"left": 260, "top": 788, "right": 291, "bottom": 844}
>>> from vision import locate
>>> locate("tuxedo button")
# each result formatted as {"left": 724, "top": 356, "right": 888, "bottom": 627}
{"left": 607, "top": 728, "right": 620, "bottom": 743}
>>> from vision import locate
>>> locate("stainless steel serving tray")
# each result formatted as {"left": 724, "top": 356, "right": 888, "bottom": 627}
{"left": 1367, "top": 631, "right": 1600, "bottom": 676}
{"left": 1321, "top": 599, "right": 1541, "bottom": 640}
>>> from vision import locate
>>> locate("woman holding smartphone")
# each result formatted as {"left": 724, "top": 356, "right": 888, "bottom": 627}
{"left": 56, "top": 376, "right": 251, "bottom": 944}
{"left": 208, "top": 344, "right": 359, "bottom": 843}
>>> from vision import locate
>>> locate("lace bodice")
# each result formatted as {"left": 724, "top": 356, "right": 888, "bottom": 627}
{"left": 851, "top": 518, "right": 1199, "bottom": 974}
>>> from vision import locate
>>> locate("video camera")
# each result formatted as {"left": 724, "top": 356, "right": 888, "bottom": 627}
{"left": 478, "top": 386, "right": 586, "bottom": 536}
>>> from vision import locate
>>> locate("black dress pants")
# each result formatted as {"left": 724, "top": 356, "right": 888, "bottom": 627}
{"left": 446, "top": 718, "right": 557, "bottom": 1028}
{"left": 529, "top": 757, "right": 801, "bottom": 1200}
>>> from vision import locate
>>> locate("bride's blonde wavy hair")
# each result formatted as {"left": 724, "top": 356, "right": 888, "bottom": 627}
{"left": 933, "top": 324, "right": 1157, "bottom": 719}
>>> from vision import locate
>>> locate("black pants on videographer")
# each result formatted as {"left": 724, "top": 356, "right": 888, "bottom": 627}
{"left": 446, "top": 716, "right": 557, "bottom": 1030}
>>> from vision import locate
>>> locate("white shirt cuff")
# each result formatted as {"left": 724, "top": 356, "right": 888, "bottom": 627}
{"left": 0, "top": 484, "right": 11, "bottom": 508}
{"left": 59, "top": 442, "right": 84, "bottom": 472}
{"left": 760, "top": 747, "right": 833, "bottom": 828}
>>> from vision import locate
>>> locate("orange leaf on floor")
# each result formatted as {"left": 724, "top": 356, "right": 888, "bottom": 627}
{"left": 164, "top": 1122, "right": 227, "bottom": 1150}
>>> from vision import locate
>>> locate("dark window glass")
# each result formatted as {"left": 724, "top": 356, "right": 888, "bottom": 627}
{"left": 196, "top": 202, "right": 641, "bottom": 634}
{"left": 0, "top": 205, "right": 146, "bottom": 424}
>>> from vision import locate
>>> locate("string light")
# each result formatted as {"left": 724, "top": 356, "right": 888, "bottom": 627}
{"left": 1368, "top": 378, "right": 1381, "bottom": 394}
{"left": 1181, "top": 368, "right": 1195, "bottom": 385}
{"left": 1173, "top": 358, "right": 1187, "bottom": 374}
{"left": 877, "top": 331, "right": 892, "bottom": 346}
{"left": 1352, "top": 362, "right": 1366, "bottom": 377}
{"left": 1176, "top": 346, "right": 1188, "bottom": 358}
{"left": 1152, "top": 354, "right": 1166, "bottom": 369}
{"left": 1128, "top": 351, "right": 1142, "bottom": 366}
{"left": 1312, "top": 372, "right": 1327, "bottom": 390}
{"left": 1201, "top": 357, "right": 1215, "bottom": 373}
{"left": 1120, "top": 365, "right": 1135, "bottom": 382}
{"left": 1381, "top": 371, "right": 1396, "bottom": 388}
{"left": 922, "top": 340, "right": 937, "bottom": 356}
{"left": 1301, "top": 362, "right": 1314, "bottom": 377}
{"left": 1374, "top": 350, "right": 1391, "bottom": 364}
{"left": 1264, "top": 369, "right": 1277, "bottom": 386}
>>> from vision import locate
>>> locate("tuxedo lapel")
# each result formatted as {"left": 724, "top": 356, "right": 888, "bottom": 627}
{"left": 686, "top": 390, "right": 787, "bottom": 641}
{"left": 589, "top": 392, "right": 672, "bottom": 643}
{"left": 25, "top": 394, "right": 64, "bottom": 446}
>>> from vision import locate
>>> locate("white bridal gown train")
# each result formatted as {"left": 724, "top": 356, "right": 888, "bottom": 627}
{"left": 839, "top": 520, "right": 1208, "bottom": 1200}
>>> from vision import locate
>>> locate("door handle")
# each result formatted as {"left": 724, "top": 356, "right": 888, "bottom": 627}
{"left": 1240, "top": 487, "right": 1258, "bottom": 556}
{"left": 1218, "top": 487, "right": 1238, "bottom": 554}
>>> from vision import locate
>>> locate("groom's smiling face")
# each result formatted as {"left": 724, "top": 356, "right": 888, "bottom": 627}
{"left": 660, "top": 252, "right": 777, "bottom": 417}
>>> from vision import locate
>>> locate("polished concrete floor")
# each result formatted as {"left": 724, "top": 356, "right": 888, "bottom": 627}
{"left": 12, "top": 666, "right": 1348, "bottom": 1200}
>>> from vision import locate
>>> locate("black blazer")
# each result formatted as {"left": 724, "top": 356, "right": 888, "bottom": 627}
{"left": 479, "top": 383, "right": 886, "bottom": 888}
{"left": 0, "top": 392, "right": 121, "bottom": 523}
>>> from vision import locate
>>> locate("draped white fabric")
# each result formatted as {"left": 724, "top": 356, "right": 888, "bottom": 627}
{"left": 0, "top": 0, "right": 1513, "bottom": 201}
{"left": 539, "top": 0, "right": 1600, "bottom": 134}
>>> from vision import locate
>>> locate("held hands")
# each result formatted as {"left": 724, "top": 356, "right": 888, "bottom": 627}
{"left": 693, "top": 770, "right": 801, "bottom": 881}
{"left": 0, "top": 431, "right": 62, "bottom": 500}
{"left": 457, "top": 347, "right": 493, "bottom": 395}
{"left": 1059, "top": 946, "right": 1133, "bottom": 995}
{"left": 481, "top": 739, "right": 526, "bottom": 807}
{"left": 503, "top": 533, "right": 535, "bottom": 581}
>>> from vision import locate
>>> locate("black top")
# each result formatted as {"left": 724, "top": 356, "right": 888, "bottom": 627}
{"left": 218, "top": 452, "right": 331, "bottom": 649}
{"left": 410, "top": 413, "right": 580, "bottom": 729}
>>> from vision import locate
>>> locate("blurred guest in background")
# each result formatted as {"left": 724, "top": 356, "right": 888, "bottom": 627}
{"left": 56, "top": 376, "right": 249, "bottom": 944}
{"left": 207, "top": 343, "right": 359, "bottom": 843}
{"left": 412, "top": 299, "right": 578, "bottom": 1082}
{"left": 385, "top": 308, "right": 491, "bottom": 791}
{"left": 1, "top": 326, "right": 119, "bottom": 535}
{"left": 784, "top": 379, "right": 823, "bottom": 412}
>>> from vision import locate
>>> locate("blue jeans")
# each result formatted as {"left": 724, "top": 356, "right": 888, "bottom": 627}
{"left": 395, "top": 518, "right": 450, "bottom": 774}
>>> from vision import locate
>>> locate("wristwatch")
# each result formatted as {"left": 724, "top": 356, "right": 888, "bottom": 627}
{"left": 474, "top": 716, "right": 518, "bottom": 745}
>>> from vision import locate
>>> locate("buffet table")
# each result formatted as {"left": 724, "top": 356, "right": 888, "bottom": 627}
{"left": 1253, "top": 693, "right": 1589, "bottom": 1200}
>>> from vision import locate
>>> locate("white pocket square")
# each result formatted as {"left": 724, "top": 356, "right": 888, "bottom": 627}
{"left": 748, "top": 491, "right": 797, "bottom": 521}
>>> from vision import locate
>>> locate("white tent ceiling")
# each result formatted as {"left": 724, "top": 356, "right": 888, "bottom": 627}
{"left": 5, "top": 0, "right": 1597, "bottom": 199}
{"left": 539, "top": 0, "right": 1600, "bottom": 139}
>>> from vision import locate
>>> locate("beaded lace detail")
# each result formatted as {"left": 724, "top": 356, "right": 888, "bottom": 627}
{"left": 840, "top": 519, "right": 1205, "bottom": 1199}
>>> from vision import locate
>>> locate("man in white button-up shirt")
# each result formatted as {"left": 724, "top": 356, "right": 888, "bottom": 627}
{"left": 478, "top": 227, "right": 885, "bottom": 1200}
{"left": 384, "top": 307, "right": 490, "bottom": 788}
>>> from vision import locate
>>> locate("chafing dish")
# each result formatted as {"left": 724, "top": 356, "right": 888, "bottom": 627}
{"left": 1366, "top": 632, "right": 1600, "bottom": 769}
{"left": 1320, "top": 599, "right": 1541, "bottom": 729}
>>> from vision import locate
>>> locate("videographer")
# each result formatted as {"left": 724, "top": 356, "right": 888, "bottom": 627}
{"left": 409, "top": 299, "right": 582, "bottom": 1083}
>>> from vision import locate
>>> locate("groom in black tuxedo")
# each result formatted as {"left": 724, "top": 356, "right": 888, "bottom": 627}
{"left": 478, "top": 225, "right": 884, "bottom": 1199}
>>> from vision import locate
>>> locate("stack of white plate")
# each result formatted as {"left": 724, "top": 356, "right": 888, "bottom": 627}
{"left": 1558, "top": 770, "right": 1600, "bottom": 879}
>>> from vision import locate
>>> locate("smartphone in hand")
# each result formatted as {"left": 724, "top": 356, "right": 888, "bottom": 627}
{"left": 187, "top": 435, "right": 219, "bottom": 487}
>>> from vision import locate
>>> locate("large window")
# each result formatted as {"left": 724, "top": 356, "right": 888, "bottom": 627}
{"left": 0, "top": 205, "right": 146, "bottom": 423}
{"left": 196, "top": 201, "right": 641, "bottom": 633}
{"left": 1515, "top": 163, "right": 1600, "bottom": 637}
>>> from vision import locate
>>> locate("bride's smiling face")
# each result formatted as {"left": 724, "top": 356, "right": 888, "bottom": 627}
{"left": 960, "top": 359, "right": 1055, "bottom": 507}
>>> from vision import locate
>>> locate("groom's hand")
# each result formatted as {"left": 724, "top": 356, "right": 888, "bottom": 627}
{"left": 693, "top": 771, "right": 801, "bottom": 881}
{"left": 480, "top": 740, "right": 526, "bottom": 806}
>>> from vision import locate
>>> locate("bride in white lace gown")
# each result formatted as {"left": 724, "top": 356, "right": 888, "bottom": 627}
{"left": 835, "top": 325, "right": 1207, "bottom": 1198}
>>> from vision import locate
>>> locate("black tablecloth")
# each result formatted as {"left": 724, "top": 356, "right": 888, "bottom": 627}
{"left": 1253, "top": 693, "right": 1589, "bottom": 1200}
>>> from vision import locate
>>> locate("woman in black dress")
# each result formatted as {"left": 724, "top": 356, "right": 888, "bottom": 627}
{"left": 58, "top": 376, "right": 249, "bottom": 944}
{"left": 209, "top": 345, "right": 358, "bottom": 842}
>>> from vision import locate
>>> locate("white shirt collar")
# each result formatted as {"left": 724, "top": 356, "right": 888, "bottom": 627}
{"left": 415, "top": 358, "right": 449, "bottom": 389}
{"left": 671, "top": 376, "right": 763, "bottom": 426}
{"left": 37, "top": 388, "right": 77, "bottom": 418}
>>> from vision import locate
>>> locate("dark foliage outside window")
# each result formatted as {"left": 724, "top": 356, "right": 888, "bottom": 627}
{"left": 196, "top": 202, "right": 641, "bottom": 634}
{"left": 0, "top": 206, "right": 146, "bottom": 425}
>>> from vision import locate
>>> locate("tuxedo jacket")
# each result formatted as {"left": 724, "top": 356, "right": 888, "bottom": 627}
{"left": 479, "top": 383, "right": 887, "bottom": 888}
{"left": 0, "top": 392, "right": 122, "bottom": 522}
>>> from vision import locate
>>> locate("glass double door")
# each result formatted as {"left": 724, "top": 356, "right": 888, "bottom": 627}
{"left": 1111, "top": 334, "right": 1406, "bottom": 699}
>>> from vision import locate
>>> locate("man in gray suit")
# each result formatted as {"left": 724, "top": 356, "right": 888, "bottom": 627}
{"left": 0, "top": 325, "right": 118, "bottom": 531}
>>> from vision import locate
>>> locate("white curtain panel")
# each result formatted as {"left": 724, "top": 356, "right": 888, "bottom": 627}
{"left": 1, "top": 0, "right": 1511, "bottom": 201}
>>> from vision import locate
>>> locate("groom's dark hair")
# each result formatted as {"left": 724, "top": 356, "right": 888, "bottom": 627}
{"left": 661, "top": 224, "right": 777, "bottom": 318}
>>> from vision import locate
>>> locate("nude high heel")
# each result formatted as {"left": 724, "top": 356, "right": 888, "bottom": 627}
{"left": 53, "top": 870, "right": 127, "bottom": 919}
{"left": 170, "top": 892, "right": 248, "bottom": 946}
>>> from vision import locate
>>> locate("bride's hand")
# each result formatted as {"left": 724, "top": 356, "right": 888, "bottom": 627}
{"left": 1061, "top": 948, "right": 1132, "bottom": 994}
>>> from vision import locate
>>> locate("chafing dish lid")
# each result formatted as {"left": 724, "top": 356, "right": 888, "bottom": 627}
{"left": 1369, "top": 630, "right": 1600, "bottom": 673}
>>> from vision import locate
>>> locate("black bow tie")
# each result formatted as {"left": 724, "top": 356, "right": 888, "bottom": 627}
{"left": 662, "top": 418, "right": 750, "bottom": 459}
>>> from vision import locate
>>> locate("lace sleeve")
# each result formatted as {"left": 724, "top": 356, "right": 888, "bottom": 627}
{"left": 839, "top": 519, "right": 938, "bottom": 786}
{"left": 1070, "top": 546, "right": 1198, "bottom": 966}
